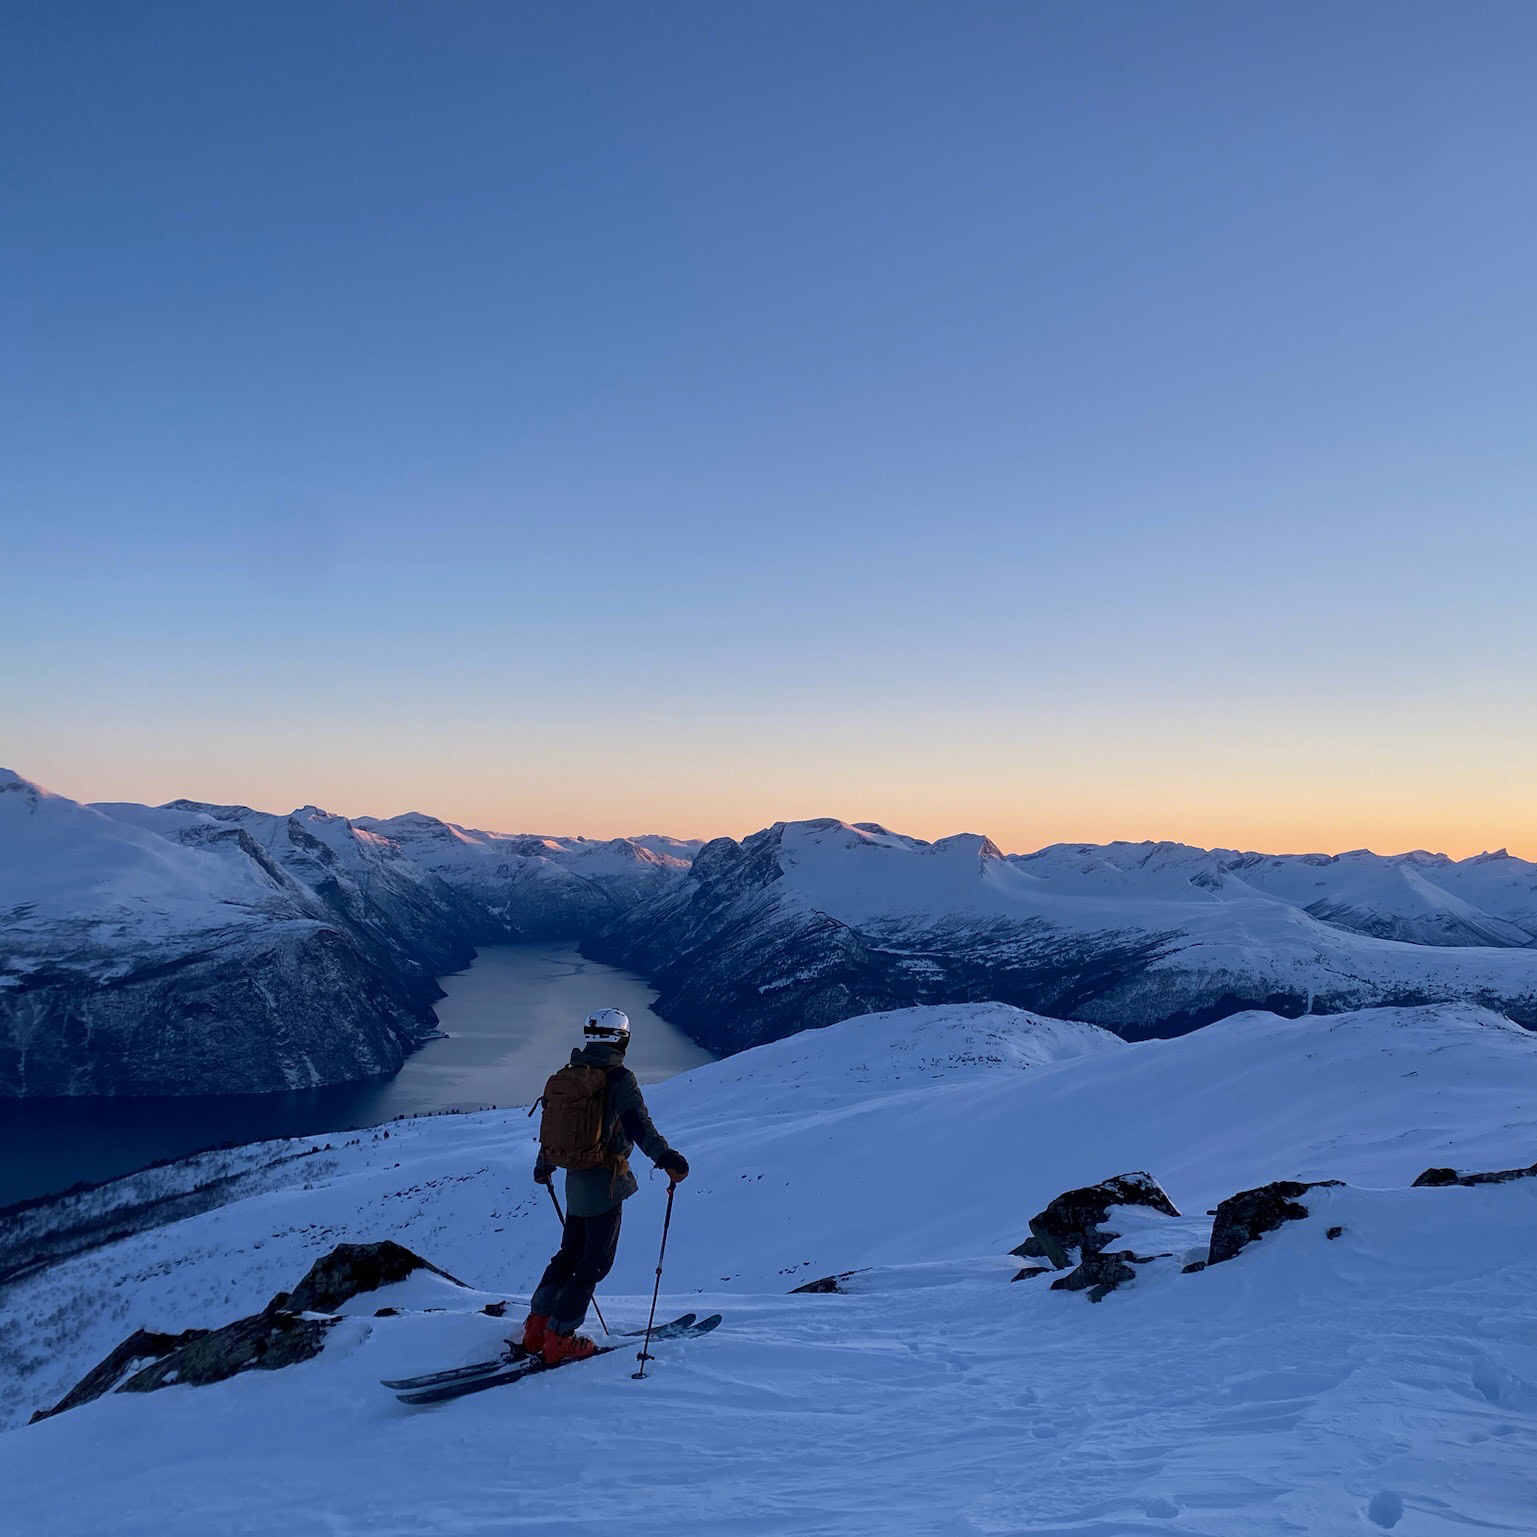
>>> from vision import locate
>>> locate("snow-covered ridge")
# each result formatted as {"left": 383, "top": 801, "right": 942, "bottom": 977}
{"left": 586, "top": 817, "right": 1537, "bottom": 1053}
{"left": 4, "top": 999, "right": 1535, "bottom": 1533}
{"left": 11, "top": 772, "right": 1537, "bottom": 1098}
{"left": 0, "top": 771, "right": 691, "bottom": 1097}
{"left": 1014, "top": 836, "right": 1537, "bottom": 947}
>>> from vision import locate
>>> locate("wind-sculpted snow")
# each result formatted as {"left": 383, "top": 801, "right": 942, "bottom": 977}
{"left": 587, "top": 818, "right": 1537, "bottom": 1049}
{"left": 0, "top": 771, "right": 687, "bottom": 1097}
{"left": 3, "top": 1001, "right": 1536, "bottom": 1534}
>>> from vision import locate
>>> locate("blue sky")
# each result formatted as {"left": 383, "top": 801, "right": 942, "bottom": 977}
{"left": 4, "top": 2, "right": 1534, "bottom": 852}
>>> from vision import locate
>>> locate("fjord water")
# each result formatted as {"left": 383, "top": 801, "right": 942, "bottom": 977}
{"left": 0, "top": 945, "right": 713, "bottom": 1208}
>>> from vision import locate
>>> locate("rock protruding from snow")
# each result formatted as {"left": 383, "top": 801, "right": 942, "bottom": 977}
{"left": 1411, "top": 1160, "right": 1537, "bottom": 1188}
{"left": 1048, "top": 1250, "right": 1140, "bottom": 1302}
{"left": 29, "top": 1328, "right": 211, "bottom": 1423}
{"left": 34, "top": 1241, "right": 459, "bottom": 1420}
{"left": 117, "top": 1313, "right": 340, "bottom": 1395}
{"left": 281, "top": 1241, "right": 466, "bottom": 1315}
{"left": 1013, "top": 1172, "right": 1182, "bottom": 1271}
{"left": 1206, "top": 1179, "right": 1344, "bottom": 1265}
{"left": 790, "top": 1269, "right": 869, "bottom": 1295}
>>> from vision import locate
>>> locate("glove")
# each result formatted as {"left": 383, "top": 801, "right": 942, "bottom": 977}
{"left": 534, "top": 1165, "right": 552, "bottom": 1186}
{"left": 661, "top": 1153, "right": 690, "bottom": 1183}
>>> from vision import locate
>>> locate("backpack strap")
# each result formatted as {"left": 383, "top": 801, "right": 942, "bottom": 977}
{"left": 602, "top": 1066, "right": 631, "bottom": 1187}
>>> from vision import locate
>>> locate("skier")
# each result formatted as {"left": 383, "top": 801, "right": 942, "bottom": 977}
{"left": 521, "top": 1007, "right": 690, "bottom": 1364}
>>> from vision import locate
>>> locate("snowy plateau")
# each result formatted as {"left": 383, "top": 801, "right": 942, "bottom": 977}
{"left": 3, "top": 1000, "right": 1536, "bottom": 1535}
{"left": 8, "top": 771, "right": 1537, "bottom": 1101}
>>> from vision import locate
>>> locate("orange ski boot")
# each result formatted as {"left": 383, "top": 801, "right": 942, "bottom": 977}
{"left": 543, "top": 1328, "right": 599, "bottom": 1366}
{"left": 519, "top": 1313, "right": 548, "bottom": 1355}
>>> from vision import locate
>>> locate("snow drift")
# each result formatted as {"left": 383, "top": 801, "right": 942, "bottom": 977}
{"left": 3, "top": 999, "right": 1536, "bottom": 1534}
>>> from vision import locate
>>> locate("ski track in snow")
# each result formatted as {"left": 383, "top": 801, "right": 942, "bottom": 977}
{"left": 4, "top": 1001, "right": 1537, "bottom": 1535}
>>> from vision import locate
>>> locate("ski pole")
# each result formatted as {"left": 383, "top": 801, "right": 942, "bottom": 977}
{"left": 544, "top": 1180, "right": 611, "bottom": 1337}
{"left": 632, "top": 1181, "right": 677, "bottom": 1380}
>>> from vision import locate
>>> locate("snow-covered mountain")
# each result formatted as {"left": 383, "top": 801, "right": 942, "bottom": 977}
{"left": 587, "top": 818, "right": 1537, "bottom": 1053}
{"left": 4, "top": 999, "right": 1535, "bottom": 1533}
{"left": 12, "top": 770, "right": 1537, "bottom": 1100}
{"left": 0, "top": 772, "right": 689, "bottom": 1098}
{"left": 1016, "top": 839, "right": 1537, "bottom": 948}
{"left": 0, "top": 771, "right": 447, "bottom": 1098}
{"left": 353, "top": 812, "right": 692, "bottom": 939}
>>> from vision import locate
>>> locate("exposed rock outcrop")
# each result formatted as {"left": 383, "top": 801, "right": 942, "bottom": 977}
{"left": 2, "top": 924, "right": 444, "bottom": 1097}
{"left": 283, "top": 1240, "right": 465, "bottom": 1313}
{"left": 1010, "top": 1172, "right": 1182, "bottom": 1302}
{"left": 1012, "top": 1172, "right": 1181, "bottom": 1271}
{"left": 1412, "top": 1160, "right": 1537, "bottom": 1188}
{"left": 117, "top": 1312, "right": 340, "bottom": 1395}
{"left": 32, "top": 1241, "right": 454, "bottom": 1421}
{"left": 29, "top": 1328, "right": 210, "bottom": 1422}
{"left": 790, "top": 1269, "right": 869, "bottom": 1295}
{"left": 1205, "top": 1180, "right": 1343, "bottom": 1265}
{"left": 1049, "top": 1251, "right": 1139, "bottom": 1303}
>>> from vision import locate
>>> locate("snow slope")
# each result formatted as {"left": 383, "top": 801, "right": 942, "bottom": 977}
{"left": 4, "top": 1001, "right": 1536, "bottom": 1534}
{"left": 0, "top": 772, "right": 441, "bottom": 1097}
{"left": 588, "top": 818, "right": 1537, "bottom": 1052}
{"left": 1019, "top": 840, "right": 1537, "bottom": 948}
{"left": 0, "top": 771, "right": 302, "bottom": 953}
{"left": 98, "top": 798, "right": 484, "bottom": 983}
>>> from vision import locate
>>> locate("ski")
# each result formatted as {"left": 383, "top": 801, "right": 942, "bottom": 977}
{"left": 397, "top": 1347, "right": 618, "bottom": 1403}
{"left": 394, "top": 1314, "right": 721, "bottom": 1405}
{"left": 379, "top": 1346, "right": 530, "bottom": 1392}
{"left": 380, "top": 1313, "right": 700, "bottom": 1391}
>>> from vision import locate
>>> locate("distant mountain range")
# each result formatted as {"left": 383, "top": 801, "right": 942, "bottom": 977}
{"left": 0, "top": 770, "right": 693, "bottom": 1097}
{"left": 5, "top": 770, "right": 1535, "bottom": 1097}
{"left": 583, "top": 818, "right": 1537, "bottom": 1054}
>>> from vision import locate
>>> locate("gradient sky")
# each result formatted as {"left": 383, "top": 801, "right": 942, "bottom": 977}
{"left": 4, "top": 2, "right": 1535, "bottom": 856}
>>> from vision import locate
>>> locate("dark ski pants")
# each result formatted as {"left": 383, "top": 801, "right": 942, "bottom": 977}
{"left": 530, "top": 1204, "right": 622, "bottom": 1333}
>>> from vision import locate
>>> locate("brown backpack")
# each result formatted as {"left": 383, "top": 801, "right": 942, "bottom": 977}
{"left": 538, "top": 1064, "right": 620, "bottom": 1173}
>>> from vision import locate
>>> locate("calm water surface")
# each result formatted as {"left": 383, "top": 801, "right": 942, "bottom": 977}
{"left": 0, "top": 944, "right": 713, "bottom": 1208}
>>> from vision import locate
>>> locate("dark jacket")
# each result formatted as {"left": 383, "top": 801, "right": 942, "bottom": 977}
{"left": 535, "top": 1042, "right": 681, "bottom": 1217}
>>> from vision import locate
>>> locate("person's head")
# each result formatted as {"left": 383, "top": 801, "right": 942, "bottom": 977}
{"left": 583, "top": 1008, "right": 630, "bottom": 1051}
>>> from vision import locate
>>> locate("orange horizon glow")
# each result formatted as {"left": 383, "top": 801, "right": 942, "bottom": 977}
{"left": 19, "top": 754, "right": 1534, "bottom": 865}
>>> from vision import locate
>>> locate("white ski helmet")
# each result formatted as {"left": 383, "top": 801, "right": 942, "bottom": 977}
{"left": 584, "top": 1007, "right": 631, "bottom": 1043}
